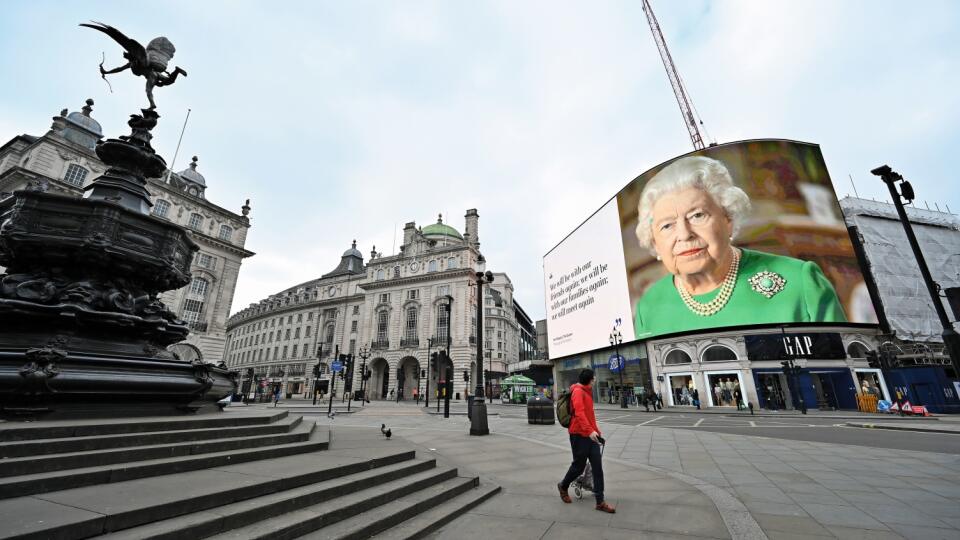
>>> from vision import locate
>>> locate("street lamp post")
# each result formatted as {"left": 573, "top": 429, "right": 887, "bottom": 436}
{"left": 471, "top": 255, "right": 493, "bottom": 436}
{"left": 425, "top": 338, "right": 432, "bottom": 408}
{"left": 609, "top": 326, "right": 626, "bottom": 409}
{"left": 357, "top": 346, "right": 370, "bottom": 405}
{"left": 312, "top": 343, "right": 323, "bottom": 405}
{"left": 873, "top": 165, "right": 960, "bottom": 377}
{"left": 486, "top": 347, "right": 494, "bottom": 404}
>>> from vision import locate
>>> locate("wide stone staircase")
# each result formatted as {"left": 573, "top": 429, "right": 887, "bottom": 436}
{"left": 0, "top": 410, "right": 499, "bottom": 539}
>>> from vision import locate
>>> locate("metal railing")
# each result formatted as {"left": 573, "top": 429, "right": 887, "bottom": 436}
{"left": 371, "top": 340, "right": 390, "bottom": 350}
{"left": 400, "top": 338, "right": 419, "bottom": 348}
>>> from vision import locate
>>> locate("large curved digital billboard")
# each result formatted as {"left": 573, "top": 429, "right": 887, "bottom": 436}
{"left": 544, "top": 139, "right": 878, "bottom": 358}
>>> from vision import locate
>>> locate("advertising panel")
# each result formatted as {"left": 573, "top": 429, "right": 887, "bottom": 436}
{"left": 544, "top": 139, "right": 877, "bottom": 358}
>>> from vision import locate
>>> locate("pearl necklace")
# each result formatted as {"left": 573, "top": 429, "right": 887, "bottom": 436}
{"left": 675, "top": 249, "right": 740, "bottom": 317}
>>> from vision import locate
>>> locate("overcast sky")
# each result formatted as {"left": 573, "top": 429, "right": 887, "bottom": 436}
{"left": 2, "top": 1, "right": 958, "bottom": 321}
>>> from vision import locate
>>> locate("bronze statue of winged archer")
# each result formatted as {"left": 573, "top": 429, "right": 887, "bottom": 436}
{"left": 80, "top": 21, "right": 187, "bottom": 110}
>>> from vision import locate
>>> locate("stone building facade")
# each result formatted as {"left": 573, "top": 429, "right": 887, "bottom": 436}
{"left": 225, "top": 211, "right": 524, "bottom": 401}
{"left": 0, "top": 99, "right": 254, "bottom": 362}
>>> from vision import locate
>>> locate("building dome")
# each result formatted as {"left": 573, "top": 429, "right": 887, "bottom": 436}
{"left": 342, "top": 239, "right": 363, "bottom": 258}
{"left": 422, "top": 214, "right": 463, "bottom": 240}
{"left": 65, "top": 99, "right": 103, "bottom": 137}
{"left": 178, "top": 156, "right": 206, "bottom": 187}
{"left": 59, "top": 99, "right": 102, "bottom": 149}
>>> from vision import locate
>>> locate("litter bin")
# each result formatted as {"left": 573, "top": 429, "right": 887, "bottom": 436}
{"left": 527, "top": 395, "right": 555, "bottom": 425}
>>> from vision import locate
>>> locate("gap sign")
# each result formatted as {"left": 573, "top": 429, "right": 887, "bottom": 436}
{"left": 745, "top": 332, "right": 846, "bottom": 361}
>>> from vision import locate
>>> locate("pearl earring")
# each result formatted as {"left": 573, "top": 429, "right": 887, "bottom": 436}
{"left": 656, "top": 255, "right": 662, "bottom": 261}
{"left": 729, "top": 236, "right": 734, "bottom": 241}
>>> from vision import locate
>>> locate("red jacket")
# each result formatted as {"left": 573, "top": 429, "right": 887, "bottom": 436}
{"left": 568, "top": 383, "right": 600, "bottom": 437}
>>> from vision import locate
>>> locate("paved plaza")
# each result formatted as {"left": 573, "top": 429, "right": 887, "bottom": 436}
{"left": 290, "top": 400, "right": 960, "bottom": 540}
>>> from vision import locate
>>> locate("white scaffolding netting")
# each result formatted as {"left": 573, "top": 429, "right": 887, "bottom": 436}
{"left": 840, "top": 197, "right": 960, "bottom": 342}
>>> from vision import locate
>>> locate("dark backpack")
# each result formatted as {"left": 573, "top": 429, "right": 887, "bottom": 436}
{"left": 556, "top": 388, "right": 575, "bottom": 427}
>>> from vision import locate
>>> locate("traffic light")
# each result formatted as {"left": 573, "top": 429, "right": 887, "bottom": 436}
{"left": 463, "top": 370, "right": 469, "bottom": 382}
{"left": 246, "top": 367, "right": 254, "bottom": 378}
{"left": 420, "top": 369, "right": 426, "bottom": 378}
{"left": 430, "top": 351, "right": 438, "bottom": 368}
{"left": 312, "top": 364, "right": 320, "bottom": 377}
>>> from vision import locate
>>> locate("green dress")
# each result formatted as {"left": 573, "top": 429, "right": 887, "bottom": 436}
{"left": 633, "top": 249, "right": 847, "bottom": 339}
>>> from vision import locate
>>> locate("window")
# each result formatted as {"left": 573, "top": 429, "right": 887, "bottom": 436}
{"left": 393, "top": 266, "right": 400, "bottom": 278}
{"left": 349, "top": 339, "right": 356, "bottom": 354}
{"left": 287, "top": 316, "right": 293, "bottom": 324}
{"left": 182, "top": 298, "right": 203, "bottom": 322}
{"left": 294, "top": 328, "right": 300, "bottom": 338}
{"left": 376, "top": 269, "right": 385, "bottom": 280}
{"left": 447, "top": 257, "right": 457, "bottom": 269}
{"left": 153, "top": 199, "right": 171, "bottom": 217}
{"left": 282, "top": 345, "right": 288, "bottom": 358}
{"left": 405, "top": 307, "right": 418, "bottom": 341}
{"left": 64, "top": 164, "right": 89, "bottom": 187}
{"left": 308, "top": 312, "right": 314, "bottom": 321}
{"left": 305, "top": 326, "right": 311, "bottom": 337}
{"left": 427, "top": 260, "right": 438, "bottom": 272}
{"left": 379, "top": 293, "right": 390, "bottom": 304}
{"left": 188, "top": 213, "right": 204, "bottom": 231}
{"left": 847, "top": 342, "right": 869, "bottom": 358}
{"left": 351, "top": 320, "right": 358, "bottom": 333}
{"left": 408, "top": 290, "right": 419, "bottom": 300}
{"left": 189, "top": 277, "right": 208, "bottom": 297}
{"left": 436, "top": 304, "right": 449, "bottom": 343}
{"left": 664, "top": 350, "right": 692, "bottom": 365}
{"left": 702, "top": 345, "right": 737, "bottom": 362}
{"left": 325, "top": 324, "right": 335, "bottom": 344}
{"left": 297, "top": 314, "right": 303, "bottom": 322}
{"left": 352, "top": 305, "right": 360, "bottom": 315}
{"left": 284, "top": 329, "right": 291, "bottom": 339}
{"left": 376, "top": 311, "right": 389, "bottom": 343}
{"left": 218, "top": 225, "right": 233, "bottom": 241}
{"left": 292, "top": 344, "right": 298, "bottom": 357}
{"left": 196, "top": 253, "right": 216, "bottom": 270}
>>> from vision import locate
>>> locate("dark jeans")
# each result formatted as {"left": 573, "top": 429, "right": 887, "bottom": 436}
{"left": 560, "top": 434, "right": 604, "bottom": 504}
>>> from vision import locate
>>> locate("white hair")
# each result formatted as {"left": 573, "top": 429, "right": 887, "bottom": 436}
{"left": 634, "top": 155, "right": 751, "bottom": 251}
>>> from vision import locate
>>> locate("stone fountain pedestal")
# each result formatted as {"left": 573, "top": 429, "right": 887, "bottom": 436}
{"left": 0, "top": 109, "right": 236, "bottom": 419}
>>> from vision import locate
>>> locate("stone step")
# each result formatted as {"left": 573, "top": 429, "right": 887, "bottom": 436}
{"left": 371, "top": 483, "right": 501, "bottom": 540}
{"left": 0, "top": 411, "right": 289, "bottom": 442}
{"left": 0, "top": 446, "right": 415, "bottom": 540}
{"left": 0, "top": 423, "right": 327, "bottom": 499}
{"left": 296, "top": 476, "right": 481, "bottom": 540}
{"left": 0, "top": 416, "right": 308, "bottom": 477}
{"left": 0, "top": 415, "right": 301, "bottom": 458}
{"left": 96, "top": 459, "right": 441, "bottom": 540}
{"left": 202, "top": 468, "right": 469, "bottom": 540}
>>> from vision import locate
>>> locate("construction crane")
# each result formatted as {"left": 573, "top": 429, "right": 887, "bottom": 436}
{"left": 642, "top": 0, "right": 708, "bottom": 150}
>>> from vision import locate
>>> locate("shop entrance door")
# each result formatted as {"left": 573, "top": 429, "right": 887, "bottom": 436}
{"left": 758, "top": 374, "right": 788, "bottom": 410}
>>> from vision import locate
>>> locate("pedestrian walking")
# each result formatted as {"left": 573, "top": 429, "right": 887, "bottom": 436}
{"left": 656, "top": 392, "right": 663, "bottom": 410}
{"left": 557, "top": 369, "right": 616, "bottom": 513}
{"left": 692, "top": 388, "right": 701, "bottom": 410}
{"left": 734, "top": 388, "right": 744, "bottom": 411}
{"left": 273, "top": 385, "right": 281, "bottom": 407}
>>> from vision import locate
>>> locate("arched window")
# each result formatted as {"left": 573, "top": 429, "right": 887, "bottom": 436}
{"left": 847, "top": 342, "right": 869, "bottom": 358}
{"left": 405, "top": 307, "right": 418, "bottom": 341}
{"left": 664, "top": 349, "right": 692, "bottom": 365}
{"left": 702, "top": 345, "right": 738, "bottom": 362}
{"left": 64, "top": 164, "right": 89, "bottom": 187}
{"left": 428, "top": 260, "right": 438, "bottom": 272}
{"left": 188, "top": 213, "right": 204, "bottom": 231}
{"left": 153, "top": 199, "right": 171, "bottom": 218}
{"left": 219, "top": 225, "right": 233, "bottom": 241}
{"left": 447, "top": 257, "right": 458, "bottom": 269}
{"left": 393, "top": 266, "right": 400, "bottom": 278}
{"left": 324, "top": 323, "right": 335, "bottom": 345}
{"left": 376, "top": 269, "right": 385, "bottom": 280}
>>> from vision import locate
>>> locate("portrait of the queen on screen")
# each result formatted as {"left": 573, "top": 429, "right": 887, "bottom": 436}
{"left": 630, "top": 154, "right": 847, "bottom": 339}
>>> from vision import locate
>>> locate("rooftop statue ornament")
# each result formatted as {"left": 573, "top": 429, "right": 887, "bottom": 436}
{"left": 80, "top": 21, "right": 187, "bottom": 110}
